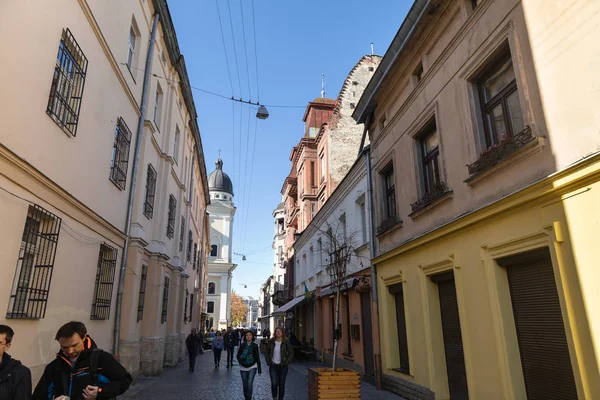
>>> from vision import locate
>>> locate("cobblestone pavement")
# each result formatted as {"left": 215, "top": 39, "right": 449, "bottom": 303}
{"left": 122, "top": 343, "right": 406, "bottom": 400}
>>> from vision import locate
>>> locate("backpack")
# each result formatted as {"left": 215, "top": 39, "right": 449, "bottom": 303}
{"left": 89, "top": 348, "right": 116, "bottom": 400}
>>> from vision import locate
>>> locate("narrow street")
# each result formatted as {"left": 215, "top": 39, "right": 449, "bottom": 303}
{"left": 122, "top": 340, "right": 405, "bottom": 400}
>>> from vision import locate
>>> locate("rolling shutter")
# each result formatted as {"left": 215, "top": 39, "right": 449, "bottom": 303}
{"left": 432, "top": 272, "right": 469, "bottom": 400}
{"left": 500, "top": 248, "right": 577, "bottom": 400}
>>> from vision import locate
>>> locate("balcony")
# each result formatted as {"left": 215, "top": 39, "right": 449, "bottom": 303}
{"left": 376, "top": 215, "right": 403, "bottom": 237}
{"left": 272, "top": 290, "right": 286, "bottom": 307}
{"left": 410, "top": 181, "right": 452, "bottom": 216}
{"left": 467, "top": 125, "right": 534, "bottom": 176}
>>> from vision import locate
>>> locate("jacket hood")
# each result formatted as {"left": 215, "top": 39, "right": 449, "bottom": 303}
{"left": 56, "top": 335, "right": 98, "bottom": 366}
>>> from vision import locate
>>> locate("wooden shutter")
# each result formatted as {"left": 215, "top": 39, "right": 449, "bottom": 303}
{"left": 432, "top": 272, "right": 469, "bottom": 400}
{"left": 499, "top": 248, "right": 577, "bottom": 399}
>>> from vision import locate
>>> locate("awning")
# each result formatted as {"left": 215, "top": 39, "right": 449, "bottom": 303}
{"left": 319, "top": 277, "right": 356, "bottom": 298}
{"left": 258, "top": 315, "right": 271, "bottom": 320}
{"left": 272, "top": 295, "right": 305, "bottom": 315}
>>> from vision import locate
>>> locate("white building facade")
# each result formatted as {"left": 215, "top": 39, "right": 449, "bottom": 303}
{"left": 206, "top": 157, "right": 236, "bottom": 331}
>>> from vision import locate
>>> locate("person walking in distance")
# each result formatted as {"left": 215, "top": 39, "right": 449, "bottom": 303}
{"left": 212, "top": 331, "right": 224, "bottom": 368}
{"left": 185, "top": 328, "right": 202, "bottom": 372}
{"left": 237, "top": 330, "right": 262, "bottom": 400}
{"left": 0, "top": 325, "right": 32, "bottom": 400}
{"left": 266, "top": 327, "right": 294, "bottom": 400}
{"left": 224, "top": 326, "right": 238, "bottom": 368}
{"left": 32, "top": 321, "right": 131, "bottom": 400}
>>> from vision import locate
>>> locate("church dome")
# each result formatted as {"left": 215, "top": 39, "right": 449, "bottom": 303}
{"left": 208, "top": 157, "right": 234, "bottom": 196}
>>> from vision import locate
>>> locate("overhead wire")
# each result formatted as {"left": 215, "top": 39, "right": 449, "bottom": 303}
{"left": 239, "top": 0, "right": 252, "bottom": 101}
{"left": 226, "top": 0, "right": 243, "bottom": 98}
{"left": 251, "top": 0, "right": 260, "bottom": 102}
{"left": 214, "top": 0, "right": 235, "bottom": 96}
{"left": 241, "top": 110, "right": 259, "bottom": 255}
{"left": 240, "top": 105, "right": 252, "bottom": 252}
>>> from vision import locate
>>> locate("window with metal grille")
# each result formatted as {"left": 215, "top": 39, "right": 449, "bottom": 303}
{"left": 193, "top": 243, "right": 198, "bottom": 270}
{"left": 187, "top": 230, "right": 192, "bottom": 262}
{"left": 179, "top": 216, "right": 185, "bottom": 252}
{"left": 207, "top": 301, "right": 214, "bottom": 314}
{"left": 184, "top": 289, "right": 189, "bottom": 322}
{"left": 46, "top": 29, "right": 88, "bottom": 137}
{"left": 110, "top": 118, "right": 132, "bottom": 190}
{"left": 90, "top": 244, "right": 118, "bottom": 320}
{"left": 137, "top": 265, "right": 147, "bottom": 321}
{"left": 143, "top": 164, "right": 157, "bottom": 219}
{"left": 7, "top": 205, "right": 62, "bottom": 319}
{"left": 189, "top": 294, "right": 194, "bottom": 322}
{"left": 166, "top": 195, "right": 176, "bottom": 239}
{"left": 161, "top": 277, "right": 170, "bottom": 323}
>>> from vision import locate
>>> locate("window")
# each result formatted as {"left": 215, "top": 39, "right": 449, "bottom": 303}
{"left": 184, "top": 289, "right": 189, "bottom": 322}
{"left": 210, "top": 244, "right": 218, "bottom": 257}
{"left": 477, "top": 47, "right": 524, "bottom": 149}
{"left": 46, "top": 29, "right": 88, "bottom": 137}
{"left": 317, "top": 239, "right": 323, "bottom": 269}
{"left": 382, "top": 164, "right": 396, "bottom": 219}
{"left": 309, "top": 246, "right": 315, "bottom": 272}
{"left": 7, "top": 205, "right": 62, "bottom": 319}
{"left": 153, "top": 85, "right": 163, "bottom": 129}
{"left": 310, "top": 161, "right": 316, "bottom": 187}
{"left": 419, "top": 122, "right": 441, "bottom": 194}
{"left": 173, "top": 126, "right": 180, "bottom": 163}
{"left": 187, "top": 230, "right": 192, "bottom": 262}
{"left": 110, "top": 117, "right": 132, "bottom": 190}
{"left": 311, "top": 203, "right": 316, "bottom": 218}
{"left": 379, "top": 115, "right": 387, "bottom": 131}
{"left": 178, "top": 97, "right": 183, "bottom": 110}
{"left": 90, "top": 244, "right": 118, "bottom": 320}
{"left": 389, "top": 283, "right": 410, "bottom": 374}
{"left": 207, "top": 301, "right": 215, "bottom": 314}
{"left": 320, "top": 154, "right": 325, "bottom": 181}
{"left": 345, "top": 294, "right": 352, "bottom": 355}
{"left": 471, "top": 0, "right": 478, "bottom": 10}
{"left": 189, "top": 294, "right": 194, "bottom": 322}
{"left": 161, "top": 277, "right": 170, "bottom": 323}
{"left": 166, "top": 195, "right": 176, "bottom": 239}
{"left": 143, "top": 164, "right": 157, "bottom": 219}
{"left": 126, "top": 25, "right": 137, "bottom": 70}
{"left": 208, "top": 282, "right": 216, "bottom": 295}
{"left": 359, "top": 200, "right": 367, "bottom": 244}
{"left": 179, "top": 216, "right": 185, "bottom": 252}
{"left": 413, "top": 62, "right": 424, "bottom": 83}
{"left": 339, "top": 213, "right": 347, "bottom": 240}
{"left": 137, "top": 265, "right": 147, "bottom": 321}
{"left": 161, "top": 50, "right": 167, "bottom": 66}
{"left": 193, "top": 243, "right": 198, "bottom": 269}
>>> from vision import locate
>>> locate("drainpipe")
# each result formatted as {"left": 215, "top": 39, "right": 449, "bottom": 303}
{"left": 113, "top": 13, "right": 160, "bottom": 356}
{"left": 362, "top": 114, "right": 383, "bottom": 389}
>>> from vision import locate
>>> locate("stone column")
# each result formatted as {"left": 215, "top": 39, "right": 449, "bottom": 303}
{"left": 219, "top": 274, "right": 228, "bottom": 328}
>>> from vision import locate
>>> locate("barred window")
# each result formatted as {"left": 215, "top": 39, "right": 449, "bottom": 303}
{"left": 7, "top": 205, "right": 62, "bottom": 319}
{"left": 189, "top": 294, "right": 194, "bottom": 322}
{"left": 161, "top": 277, "right": 170, "bottom": 323}
{"left": 184, "top": 289, "right": 189, "bottom": 323}
{"left": 110, "top": 118, "right": 132, "bottom": 190}
{"left": 179, "top": 216, "right": 185, "bottom": 252}
{"left": 193, "top": 243, "right": 198, "bottom": 270}
{"left": 90, "top": 244, "right": 118, "bottom": 320}
{"left": 166, "top": 195, "right": 176, "bottom": 239}
{"left": 143, "top": 164, "right": 157, "bottom": 219}
{"left": 186, "top": 230, "right": 192, "bottom": 262}
{"left": 137, "top": 265, "right": 147, "bottom": 322}
{"left": 46, "top": 29, "right": 88, "bottom": 137}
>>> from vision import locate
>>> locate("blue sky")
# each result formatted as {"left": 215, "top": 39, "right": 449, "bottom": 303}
{"left": 169, "top": 0, "right": 412, "bottom": 299}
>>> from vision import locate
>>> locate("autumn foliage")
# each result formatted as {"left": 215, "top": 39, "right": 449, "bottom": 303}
{"left": 230, "top": 291, "right": 248, "bottom": 326}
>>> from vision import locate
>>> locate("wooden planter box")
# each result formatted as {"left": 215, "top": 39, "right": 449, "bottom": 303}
{"left": 308, "top": 368, "right": 361, "bottom": 399}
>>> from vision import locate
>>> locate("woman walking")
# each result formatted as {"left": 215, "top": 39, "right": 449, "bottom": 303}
{"left": 236, "top": 330, "right": 262, "bottom": 400}
{"left": 265, "top": 327, "right": 294, "bottom": 400}
{"left": 212, "top": 330, "right": 224, "bottom": 368}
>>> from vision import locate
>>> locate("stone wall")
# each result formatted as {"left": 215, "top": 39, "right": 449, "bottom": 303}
{"left": 119, "top": 338, "right": 141, "bottom": 383}
{"left": 382, "top": 373, "right": 435, "bottom": 400}
{"left": 178, "top": 332, "right": 188, "bottom": 361}
{"left": 140, "top": 336, "right": 165, "bottom": 376}
{"left": 163, "top": 333, "right": 180, "bottom": 367}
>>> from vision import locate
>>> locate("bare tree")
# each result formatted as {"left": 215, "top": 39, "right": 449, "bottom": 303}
{"left": 318, "top": 218, "right": 361, "bottom": 372}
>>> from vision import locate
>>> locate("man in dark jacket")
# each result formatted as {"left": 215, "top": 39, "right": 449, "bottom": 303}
{"left": 185, "top": 329, "right": 202, "bottom": 372}
{"left": 32, "top": 321, "right": 132, "bottom": 400}
{"left": 0, "top": 324, "right": 32, "bottom": 400}
{"left": 223, "top": 326, "right": 238, "bottom": 368}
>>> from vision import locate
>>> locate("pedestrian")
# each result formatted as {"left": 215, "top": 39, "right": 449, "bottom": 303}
{"left": 265, "top": 327, "right": 294, "bottom": 400}
{"left": 236, "top": 330, "right": 262, "bottom": 400}
{"left": 212, "top": 331, "right": 224, "bottom": 368}
{"left": 0, "top": 324, "right": 32, "bottom": 399}
{"left": 224, "top": 326, "right": 239, "bottom": 368}
{"left": 185, "top": 328, "right": 202, "bottom": 372}
{"left": 32, "top": 321, "right": 131, "bottom": 400}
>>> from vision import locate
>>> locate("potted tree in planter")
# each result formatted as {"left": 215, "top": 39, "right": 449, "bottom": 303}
{"left": 308, "top": 222, "right": 361, "bottom": 400}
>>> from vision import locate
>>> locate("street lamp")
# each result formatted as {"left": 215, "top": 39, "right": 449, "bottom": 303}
{"left": 256, "top": 105, "right": 269, "bottom": 120}
{"left": 234, "top": 252, "right": 247, "bottom": 261}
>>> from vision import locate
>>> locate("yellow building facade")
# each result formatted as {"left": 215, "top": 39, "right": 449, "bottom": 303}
{"left": 352, "top": 0, "right": 600, "bottom": 398}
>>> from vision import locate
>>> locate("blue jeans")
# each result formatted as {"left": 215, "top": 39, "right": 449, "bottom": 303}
{"left": 240, "top": 368, "right": 257, "bottom": 400}
{"left": 269, "top": 365, "right": 289, "bottom": 400}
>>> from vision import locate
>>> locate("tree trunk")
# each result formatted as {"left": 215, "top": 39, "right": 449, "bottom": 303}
{"left": 332, "top": 289, "right": 342, "bottom": 372}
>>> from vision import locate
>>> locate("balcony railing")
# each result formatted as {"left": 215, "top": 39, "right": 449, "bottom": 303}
{"left": 272, "top": 290, "right": 286, "bottom": 306}
{"left": 376, "top": 215, "right": 402, "bottom": 236}
{"left": 467, "top": 125, "right": 534, "bottom": 175}
{"left": 410, "top": 181, "right": 450, "bottom": 214}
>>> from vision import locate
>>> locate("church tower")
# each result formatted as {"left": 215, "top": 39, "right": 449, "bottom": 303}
{"left": 206, "top": 157, "right": 237, "bottom": 330}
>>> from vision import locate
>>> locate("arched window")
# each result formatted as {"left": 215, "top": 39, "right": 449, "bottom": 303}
{"left": 208, "top": 282, "right": 216, "bottom": 295}
{"left": 210, "top": 244, "right": 218, "bottom": 257}
{"left": 207, "top": 301, "right": 215, "bottom": 313}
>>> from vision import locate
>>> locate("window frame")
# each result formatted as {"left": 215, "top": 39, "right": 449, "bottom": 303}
{"left": 173, "top": 126, "right": 180, "bottom": 164}
{"left": 477, "top": 47, "right": 523, "bottom": 149}
{"left": 207, "top": 301, "right": 215, "bottom": 314}
{"left": 109, "top": 117, "right": 132, "bottom": 190}
{"left": 418, "top": 122, "right": 441, "bottom": 195}
{"left": 210, "top": 244, "right": 218, "bottom": 258}
{"left": 381, "top": 163, "right": 397, "bottom": 219}
{"left": 161, "top": 276, "right": 170, "bottom": 323}
{"left": 143, "top": 164, "right": 157, "bottom": 219}
{"left": 126, "top": 25, "right": 137, "bottom": 71}
{"left": 389, "top": 283, "right": 410, "bottom": 374}
{"left": 137, "top": 265, "right": 148, "bottom": 321}
{"left": 179, "top": 216, "right": 185, "bottom": 252}
{"left": 166, "top": 194, "right": 176, "bottom": 239}
{"left": 208, "top": 282, "right": 216, "bottom": 295}
{"left": 153, "top": 85, "right": 163, "bottom": 130}
{"left": 90, "top": 243, "right": 118, "bottom": 320}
